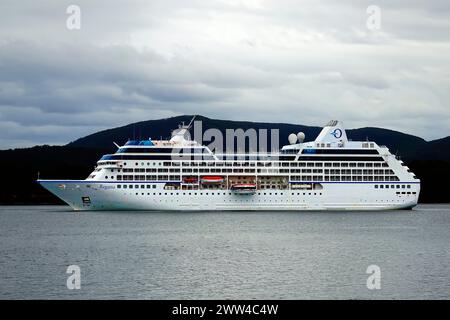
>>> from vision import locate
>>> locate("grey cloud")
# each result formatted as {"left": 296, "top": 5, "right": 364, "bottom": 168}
{"left": 0, "top": 0, "right": 449, "bottom": 149}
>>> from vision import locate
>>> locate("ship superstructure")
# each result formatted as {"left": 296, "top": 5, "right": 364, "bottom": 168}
{"left": 38, "top": 120, "right": 420, "bottom": 211}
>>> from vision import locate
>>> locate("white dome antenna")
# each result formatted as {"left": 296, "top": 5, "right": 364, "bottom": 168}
{"left": 297, "top": 132, "right": 305, "bottom": 143}
{"left": 288, "top": 133, "right": 298, "bottom": 145}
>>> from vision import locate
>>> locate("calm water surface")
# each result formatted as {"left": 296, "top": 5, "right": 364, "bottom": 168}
{"left": 0, "top": 205, "right": 449, "bottom": 299}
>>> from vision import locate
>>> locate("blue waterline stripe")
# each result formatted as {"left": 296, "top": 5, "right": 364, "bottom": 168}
{"left": 37, "top": 180, "right": 420, "bottom": 184}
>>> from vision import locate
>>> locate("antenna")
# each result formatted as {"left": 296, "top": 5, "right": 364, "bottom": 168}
{"left": 113, "top": 142, "right": 120, "bottom": 148}
{"left": 187, "top": 115, "right": 196, "bottom": 129}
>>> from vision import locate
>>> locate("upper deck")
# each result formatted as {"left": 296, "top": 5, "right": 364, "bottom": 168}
{"left": 98, "top": 120, "right": 390, "bottom": 163}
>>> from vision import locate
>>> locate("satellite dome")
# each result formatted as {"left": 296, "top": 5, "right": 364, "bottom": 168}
{"left": 288, "top": 133, "right": 298, "bottom": 145}
{"left": 297, "top": 132, "right": 305, "bottom": 143}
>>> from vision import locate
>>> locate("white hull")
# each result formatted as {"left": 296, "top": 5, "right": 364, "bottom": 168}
{"left": 38, "top": 180, "right": 419, "bottom": 211}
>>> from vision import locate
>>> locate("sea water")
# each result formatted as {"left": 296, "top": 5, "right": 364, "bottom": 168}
{"left": 0, "top": 205, "right": 449, "bottom": 299}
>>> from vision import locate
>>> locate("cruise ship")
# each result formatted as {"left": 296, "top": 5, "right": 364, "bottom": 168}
{"left": 38, "top": 120, "right": 420, "bottom": 211}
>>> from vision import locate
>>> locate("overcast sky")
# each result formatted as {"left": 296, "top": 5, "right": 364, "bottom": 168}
{"left": 1, "top": 0, "right": 449, "bottom": 149}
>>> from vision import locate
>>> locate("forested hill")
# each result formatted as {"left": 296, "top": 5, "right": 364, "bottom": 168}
{"left": 1, "top": 115, "right": 449, "bottom": 204}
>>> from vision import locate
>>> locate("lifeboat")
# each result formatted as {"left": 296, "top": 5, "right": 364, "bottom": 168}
{"left": 291, "top": 183, "right": 313, "bottom": 190}
{"left": 182, "top": 177, "right": 198, "bottom": 184}
{"left": 201, "top": 176, "right": 225, "bottom": 184}
{"left": 231, "top": 183, "right": 257, "bottom": 194}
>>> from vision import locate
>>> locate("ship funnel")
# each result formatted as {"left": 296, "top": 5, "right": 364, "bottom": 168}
{"left": 314, "top": 120, "right": 348, "bottom": 144}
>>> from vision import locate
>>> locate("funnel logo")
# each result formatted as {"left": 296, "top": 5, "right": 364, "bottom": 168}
{"left": 331, "top": 128, "right": 342, "bottom": 139}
